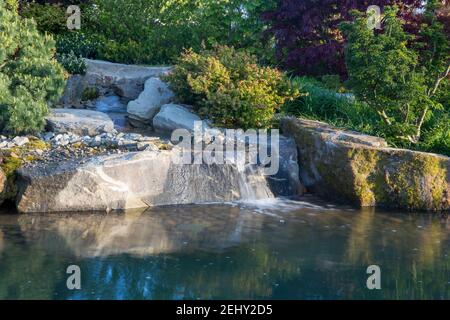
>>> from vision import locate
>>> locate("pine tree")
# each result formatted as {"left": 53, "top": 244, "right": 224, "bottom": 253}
{"left": 0, "top": 0, "right": 66, "bottom": 134}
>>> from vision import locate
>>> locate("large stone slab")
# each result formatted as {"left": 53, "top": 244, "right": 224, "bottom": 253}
{"left": 15, "top": 151, "right": 275, "bottom": 213}
{"left": 153, "top": 104, "right": 207, "bottom": 133}
{"left": 281, "top": 117, "right": 450, "bottom": 211}
{"left": 84, "top": 59, "right": 171, "bottom": 100}
{"left": 127, "top": 78, "right": 174, "bottom": 126}
{"left": 58, "top": 74, "right": 87, "bottom": 107}
{"left": 46, "top": 109, "right": 115, "bottom": 136}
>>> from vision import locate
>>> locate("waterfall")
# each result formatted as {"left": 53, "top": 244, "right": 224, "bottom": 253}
{"left": 237, "top": 164, "right": 275, "bottom": 201}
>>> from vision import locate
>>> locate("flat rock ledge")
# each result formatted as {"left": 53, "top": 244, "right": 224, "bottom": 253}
{"left": 281, "top": 117, "right": 450, "bottom": 211}
{"left": 46, "top": 109, "right": 115, "bottom": 136}
{"left": 14, "top": 133, "right": 303, "bottom": 213}
{"left": 16, "top": 151, "right": 274, "bottom": 213}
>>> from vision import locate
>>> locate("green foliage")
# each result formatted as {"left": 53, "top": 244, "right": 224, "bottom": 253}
{"left": 56, "top": 51, "right": 86, "bottom": 75}
{"left": 81, "top": 87, "right": 99, "bottom": 101}
{"left": 320, "top": 75, "right": 345, "bottom": 93}
{"left": 56, "top": 31, "right": 99, "bottom": 59}
{"left": 4, "top": 0, "right": 17, "bottom": 11}
{"left": 165, "top": 46, "right": 299, "bottom": 129}
{"left": 0, "top": 1, "right": 66, "bottom": 134}
{"left": 80, "top": 0, "right": 275, "bottom": 65}
{"left": 283, "top": 77, "right": 381, "bottom": 136}
{"left": 21, "top": 2, "right": 67, "bottom": 35}
{"left": 419, "top": 110, "right": 450, "bottom": 156}
{"left": 340, "top": 6, "right": 449, "bottom": 152}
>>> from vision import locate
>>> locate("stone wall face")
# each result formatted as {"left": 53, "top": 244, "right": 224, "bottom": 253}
{"left": 281, "top": 117, "right": 450, "bottom": 211}
{"left": 58, "top": 59, "right": 172, "bottom": 107}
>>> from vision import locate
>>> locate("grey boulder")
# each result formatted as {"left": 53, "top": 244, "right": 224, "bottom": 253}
{"left": 46, "top": 109, "right": 115, "bottom": 136}
{"left": 16, "top": 150, "right": 275, "bottom": 213}
{"left": 153, "top": 104, "right": 208, "bottom": 133}
{"left": 127, "top": 78, "right": 174, "bottom": 126}
{"left": 84, "top": 59, "right": 171, "bottom": 100}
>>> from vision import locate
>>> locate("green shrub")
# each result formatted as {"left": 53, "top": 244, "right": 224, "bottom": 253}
{"left": 418, "top": 110, "right": 450, "bottom": 156}
{"left": 78, "top": 0, "right": 275, "bottom": 65}
{"left": 320, "top": 75, "right": 345, "bottom": 93}
{"left": 56, "top": 31, "right": 99, "bottom": 59}
{"left": 165, "top": 46, "right": 299, "bottom": 129}
{"left": 81, "top": 87, "right": 99, "bottom": 101}
{"left": 56, "top": 51, "right": 87, "bottom": 75}
{"left": 340, "top": 5, "right": 449, "bottom": 149}
{"left": 283, "top": 77, "right": 381, "bottom": 136}
{"left": 5, "top": 0, "right": 17, "bottom": 11}
{"left": 21, "top": 2, "right": 67, "bottom": 35}
{"left": 0, "top": 1, "right": 66, "bottom": 134}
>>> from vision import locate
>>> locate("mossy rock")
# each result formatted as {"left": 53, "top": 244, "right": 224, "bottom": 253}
{"left": 281, "top": 117, "right": 450, "bottom": 211}
{"left": 0, "top": 138, "right": 49, "bottom": 204}
{"left": 0, "top": 167, "right": 6, "bottom": 205}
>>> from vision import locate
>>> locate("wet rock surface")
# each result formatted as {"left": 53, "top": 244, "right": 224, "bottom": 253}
{"left": 15, "top": 150, "right": 275, "bottom": 213}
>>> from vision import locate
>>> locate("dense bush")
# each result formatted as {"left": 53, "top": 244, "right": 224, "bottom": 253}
{"left": 55, "top": 31, "right": 99, "bottom": 59}
{"left": 0, "top": 1, "right": 66, "bottom": 134}
{"left": 340, "top": 5, "right": 449, "bottom": 151}
{"left": 56, "top": 51, "right": 86, "bottom": 75}
{"left": 72, "top": 0, "right": 276, "bottom": 65}
{"left": 21, "top": 2, "right": 67, "bottom": 35}
{"left": 165, "top": 46, "right": 299, "bottom": 129}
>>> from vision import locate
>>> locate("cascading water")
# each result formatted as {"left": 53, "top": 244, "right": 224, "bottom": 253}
{"left": 237, "top": 164, "right": 275, "bottom": 201}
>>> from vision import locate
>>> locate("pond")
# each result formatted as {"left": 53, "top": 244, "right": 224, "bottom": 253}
{"left": 0, "top": 196, "right": 449, "bottom": 300}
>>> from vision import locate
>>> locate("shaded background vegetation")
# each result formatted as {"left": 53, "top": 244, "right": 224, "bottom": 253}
{"left": 4, "top": 0, "right": 450, "bottom": 155}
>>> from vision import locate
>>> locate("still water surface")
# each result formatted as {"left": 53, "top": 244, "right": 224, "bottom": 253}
{"left": 0, "top": 197, "right": 449, "bottom": 300}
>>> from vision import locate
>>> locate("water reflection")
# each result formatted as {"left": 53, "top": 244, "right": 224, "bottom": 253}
{"left": 0, "top": 200, "right": 449, "bottom": 300}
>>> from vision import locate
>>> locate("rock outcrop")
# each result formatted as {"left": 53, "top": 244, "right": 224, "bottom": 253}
{"left": 153, "top": 104, "right": 207, "bottom": 133}
{"left": 16, "top": 133, "right": 304, "bottom": 213}
{"left": 58, "top": 60, "right": 171, "bottom": 106}
{"left": 127, "top": 78, "right": 174, "bottom": 126}
{"left": 58, "top": 74, "right": 87, "bottom": 107}
{"left": 46, "top": 109, "right": 115, "bottom": 136}
{"left": 84, "top": 59, "right": 171, "bottom": 100}
{"left": 16, "top": 150, "right": 274, "bottom": 213}
{"left": 281, "top": 117, "right": 450, "bottom": 211}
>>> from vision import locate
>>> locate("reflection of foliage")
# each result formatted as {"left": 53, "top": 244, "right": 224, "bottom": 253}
{"left": 1, "top": 208, "right": 450, "bottom": 300}
{"left": 345, "top": 208, "right": 375, "bottom": 265}
{"left": 61, "top": 242, "right": 301, "bottom": 300}
{"left": 0, "top": 227, "right": 67, "bottom": 300}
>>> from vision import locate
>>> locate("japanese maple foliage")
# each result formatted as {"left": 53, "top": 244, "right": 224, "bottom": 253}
{"left": 262, "top": 0, "right": 424, "bottom": 77}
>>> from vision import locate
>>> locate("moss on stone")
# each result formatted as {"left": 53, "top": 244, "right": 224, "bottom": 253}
{"left": 348, "top": 148, "right": 379, "bottom": 206}
{"left": 0, "top": 138, "right": 49, "bottom": 202}
{"left": 281, "top": 117, "right": 450, "bottom": 212}
{"left": 81, "top": 87, "right": 100, "bottom": 101}
{"left": 1, "top": 155, "right": 23, "bottom": 178}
